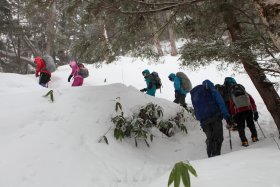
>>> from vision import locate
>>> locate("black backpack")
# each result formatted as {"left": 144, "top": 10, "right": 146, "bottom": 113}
{"left": 149, "top": 72, "right": 162, "bottom": 89}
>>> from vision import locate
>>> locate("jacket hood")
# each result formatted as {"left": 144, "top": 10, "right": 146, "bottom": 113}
{"left": 142, "top": 69, "right": 150, "bottom": 76}
{"left": 202, "top": 79, "right": 215, "bottom": 90}
{"left": 69, "top": 60, "right": 77, "bottom": 68}
{"left": 224, "top": 77, "right": 237, "bottom": 86}
{"left": 168, "top": 73, "right": 176, "bottom": 81}
{"left": 34, "top": 56, "right": 43, "bottom": 64}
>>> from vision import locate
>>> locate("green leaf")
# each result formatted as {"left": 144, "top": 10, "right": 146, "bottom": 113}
{"left": 150, "top": 134, "right": 154, "bottom": 142}
{"left": 50, "top": 91, "right": 54, "bottom": 102}
{"left": 103, "top": 136, "right": 109, "bottom": 144}
{"left": 168, "top": 168, "right": 175, "bottom": 186}
{"left": 186, "top": 164, "right": 198, "bottom": 177}
{"left": 181, "top": 164, "right": 190, "bottom": 187}
{"left": 174, "top": 163, "right": 181, "bottom": 187}
{"left": 144, "top": 139, "right": 150, "bottom": 147}
{"left": 135, "top": 138, "right": 138, "bottom": 147}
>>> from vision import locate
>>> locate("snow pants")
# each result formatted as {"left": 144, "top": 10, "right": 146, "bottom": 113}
{"left": 174, "top": 93, "right": 187, "bottom": 108}
{"left": 72, "top": 76, "right": 84, "bottom": 87}
{"left": 39, "top": 72, "right": 51, "bottom": 88}
{"left": 234, "top": 110, "right": 258, "bottom": 142}
{"left": 202, "top": 116, "right": 224, "bottom": 158}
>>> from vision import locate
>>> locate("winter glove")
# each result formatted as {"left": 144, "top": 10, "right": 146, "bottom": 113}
{"left": 68, "top": 74, "right": 73, "bottom": 82}
{"left": 226, "top": 116, "right": 234, "bottom": 129}
{"left": 253, "top": 111, "right": 259, "bottom": 121}
{"left": 140, "top": 88, "right": 147, "bottom": 92}
{"left": 35, "top": 73, "right": 39, "bottom": 77}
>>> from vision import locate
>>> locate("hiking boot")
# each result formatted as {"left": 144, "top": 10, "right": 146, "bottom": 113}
{"left": 241, "top": 141, "right": 249, "bottom": 147}
{"left": 231, "top": 126, "right": 238, "bottom": 131}
{"left": 252, "top": 137, "right": 259, "bottom": 142}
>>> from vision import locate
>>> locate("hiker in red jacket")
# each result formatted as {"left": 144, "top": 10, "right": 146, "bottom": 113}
{"left": 229, "top": 83, "right": 259, "bottom": 147}
{"left": 34, "top": 56, "right": 51, "bottom": 88}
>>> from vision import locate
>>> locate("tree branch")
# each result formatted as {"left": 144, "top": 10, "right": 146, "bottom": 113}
{"left": 0, "top": 50, "right": 36, "bottom": 67}
{"left": 119, "top": 0, "right": 205, "bottom": 14}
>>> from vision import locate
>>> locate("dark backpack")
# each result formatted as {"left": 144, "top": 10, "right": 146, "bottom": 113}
{"left": 77, "top": 63, "right": 89, "bottom": 78}
{"left": 230, "top": 84, "right": 251, "bottom": 108}
{"left": 149, "top": 72, "right": 162, "bottom": 89}
{"left": 190, "top": 85, "right": 220, "bottom": 122}
{"left": 176, "top": 72, "right": 192, "bottom": 91}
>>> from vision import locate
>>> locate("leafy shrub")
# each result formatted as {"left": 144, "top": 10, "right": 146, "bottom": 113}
{"left": 111, "top": 100, "right": 191, "bottom": 147}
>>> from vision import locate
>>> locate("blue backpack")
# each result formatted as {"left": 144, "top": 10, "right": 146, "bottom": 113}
{"left": 190, "top": 85, "right": 221, "bottom": 122}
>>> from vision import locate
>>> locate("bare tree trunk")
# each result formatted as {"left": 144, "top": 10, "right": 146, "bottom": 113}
{"left": 102, "top": 20, "right": 115, "bottom": 63}
{"left": 46, "top": 1, "right": 56, "bottom": 56}
{"left": 23, "top": 35, "right": 42, "bottom": 56}
{"left": 253, "top": 0, "right": 280, "bottom": 51}
{"left": 166, "top": 11, "right": 177, "bottom": 56}
{"left": 223, "top": 3, "right": 280, "bottom": 135}
{"left": 153, "top": 27, "right": 164, "bottom": 56}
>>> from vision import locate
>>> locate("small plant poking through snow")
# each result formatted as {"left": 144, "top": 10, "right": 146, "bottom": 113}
{"left": 43, "top": 90, "right": 54, "bottom": 102}
{"left": 168, "top": 161, "right": 197, "bottom": 187}
{"left": 111, "top": 100, "right": 190, "bottom": 147}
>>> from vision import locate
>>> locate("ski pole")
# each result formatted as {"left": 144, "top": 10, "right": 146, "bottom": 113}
{"left": 256, "top": 121, "right": 266, "bottom": 138}
{"left": 229, "top": 129, "right": 232, "bottom": 151}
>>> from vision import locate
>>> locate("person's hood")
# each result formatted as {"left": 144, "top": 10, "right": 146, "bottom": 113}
{"left": 202, "top": 79, "right": 215, "bottom": 90}
{"left": 224, "top": 77, "right": 237, "bottom": 85}
{"left": 168, "top": 73, "right": 176, "bottom": 81}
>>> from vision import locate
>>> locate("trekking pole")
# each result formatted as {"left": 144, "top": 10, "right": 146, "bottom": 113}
{"left": 229, "top": 129, "right": 232, "bottom": 151}
{"left": 256, "top": 121, "right": 266, "bottom": 138}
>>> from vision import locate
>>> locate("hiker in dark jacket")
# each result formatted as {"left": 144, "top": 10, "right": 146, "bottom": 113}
{"left": 140, "top": 69, "right": 156, "bottom": 96}
{"left": 215, "top": 82, "right": 237, "bottom": 131}
{"left": 168, "top": 73, "right": 188, "bottom": 108}
{"left": 228, "top": 82, "right": 259, "bottom": 147}
{"left": 191, "top": 80, "right": 232, "bottom": 157}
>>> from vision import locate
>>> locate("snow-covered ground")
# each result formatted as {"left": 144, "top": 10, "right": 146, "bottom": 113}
{"left": 0, "top": 56, "right": 280, "bottom": 187}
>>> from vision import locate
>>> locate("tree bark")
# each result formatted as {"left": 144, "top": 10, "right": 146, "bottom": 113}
{"left": 46, "top": 1, "right": 56, "bottom": 56}
{"left": 153, "top": 27, "right": 164, "bottom": 56}
{"left": 223, "top": 3, "right": 280, "bottom": 135}
{"left": 253, "top": 0, "right": 280, "bottom": 51}
{"left": 166, "top": 11, "right": 177, "bottom": 56}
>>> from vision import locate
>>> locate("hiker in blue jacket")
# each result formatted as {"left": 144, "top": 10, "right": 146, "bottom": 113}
{"left": 168, "top": 73, "right": 188, "bottom": 108}
{"left": 140, "top": 69, "right": 156, "bottom": 96}
{"left": 191, "top": 79, "right": 233, "bottom": 157}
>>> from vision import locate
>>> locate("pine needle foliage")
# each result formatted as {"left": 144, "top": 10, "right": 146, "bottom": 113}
{"left": 168, "top": 161, "right": 197, "bottom": 187}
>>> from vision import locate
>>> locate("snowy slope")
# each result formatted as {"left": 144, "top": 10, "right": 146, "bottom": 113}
{"left": 0, "top": 56, "right": 279, "bottom": 187}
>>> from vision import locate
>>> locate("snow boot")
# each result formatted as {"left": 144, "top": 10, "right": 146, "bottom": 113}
{"left": 252, "top": 137, "right": 259, "bottom": 142}
{"left": 241, "top": 141, "right": 249, "bottom": 147}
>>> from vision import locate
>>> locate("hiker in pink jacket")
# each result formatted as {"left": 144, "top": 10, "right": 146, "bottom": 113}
{"left": 68, "top": 60, "right": 84, "bottom": 87}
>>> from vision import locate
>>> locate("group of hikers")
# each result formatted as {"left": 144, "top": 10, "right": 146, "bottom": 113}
{"left": 34, "top": 56, "right": 88, "bottom": 88}
{"left": 140, "top": 69, "right": 260, "bottom": 158}
{"left": 34, "top": 57, "right": 260, "bottom": 158}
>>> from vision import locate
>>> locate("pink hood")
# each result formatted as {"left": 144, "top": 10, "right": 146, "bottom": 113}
{"left": 69, "top": 60, "right": 79, "bottom": 76}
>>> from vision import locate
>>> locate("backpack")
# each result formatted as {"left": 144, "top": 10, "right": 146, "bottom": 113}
{"left": 230, "top": 84, "right": 251, "bottom": 108}
{"left": 42, "top": 54, "right": 56, "bottom": 73}
{"left": 190, "top": 85, "right": 221, "bottom": 122}
{"left": 176, "top": 72, "right": 192, "bottom": 91}
{"left": 149, "top": 72, "right": 162, "bottom": 89}
{"left": 77, "top": 63, "right": 89, "bottom": 78}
